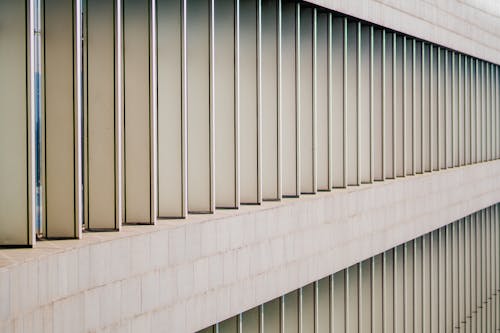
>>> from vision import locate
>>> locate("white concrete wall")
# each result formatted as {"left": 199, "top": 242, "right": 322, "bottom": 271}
{"left": 306, "top": 0, "right": 500, "bottom": 65}
{"left": 1, "top": 161, "right": 500, "bottom": 333}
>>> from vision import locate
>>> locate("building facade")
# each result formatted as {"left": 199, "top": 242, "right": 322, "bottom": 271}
{"left": 1, "top": 0, "right": 500, "bottom": 332}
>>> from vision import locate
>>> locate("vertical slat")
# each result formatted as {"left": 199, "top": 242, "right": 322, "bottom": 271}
{"left": 373, "top": 28, "right": 384, "bottom": 181}
{"left": 431, "top": 45, "right": 439, "bottom": 171}
{"left": 239, "top": 0, "right": 261, "bottom": 204}
{"left": 157, "top": 0, "right": 187, "bottom": 217}
{"left": 431, "top": 230, "right": 439, "bottom": 332}
{"left": 384, "top": 249, "right": 395, "bottom": 332}
{"left": 438, "top": 47, "right": 446, "bottom": 169}
{"left": 123, "top": 0, "right": 154, "bottom": 223}
{"left": 332, "top": 270, "right": 346, "bottom": 332}
{"left": 315, "top": 11, "right": 330, "bottom": 191}
{"left": 280, "top": 0, "right": 299, "bottom": 197}
{"left": 458, "top": 54, "right": 464, "bottom": 166}
{"left": 214, "top": 0, "right": 238, "bottom": 208}
{"left": 43, "top": 0, "right": 82, "bottom": 237}
{"left": 394, "top": 245, "right": 404, "bottom": 333}
{"left": 446, "top": 224, "right": 453, "bottom": 331}
{"left": 331, "top": 16, "right": 345, "bottom": 188}
{"left": 299, "top": 5, "right": 316, "bottom": 194}
{"left": 346, "top": 20, "right": 358, "bottom": 186}
{"left": 283, "top": 291, "right": 299, "bottom": 333}
{"left": 383, "top": 30, "right": 393, "bottom": 179}
{"left": 185, "top": 0, "right": 214, "bottom": 213}
{"left": 360, "top": 259, "right": 372, "bottom": 333}
{"left": 415, "top": 41, "right": 423, "bottom": 173}
{"left": 261, "top": 0, "right": 280, "bottom": 200}
{"left": 465, "top": 56, "right": 471, "bottom": 165}
{"left": 86, "top": 0, "right": 123, "bottom": 230}
{"left": 392, "top": 33, "right": 397, "bottom": 178}
{"left": 372, "top": 254, "right": 383, "bottom": 333}
{"left": 301, "top": 284, "right": 314, "bottom": 332}
{"left": 0, "top": 0, "right": 35, "bottom": 245}
{"left": 481, "top": 61, "right": 486, "bottom": 162}
{"left": 471, "top": 58, "right": 477, "bottom": 165}
{"left": 422, "top": 43, "right": 431, "bottom": 172}
{"left": 486, "top": 63, "right": 491, "bottom": 161}
{"left": 360, "top": 24, "right": 372, "bottom": 183}
{"left": 405, "top": 37, "right": 414, "bottom": 176}
{"left": 394, "top": 35, "right": 404, "bottom": 178}
{"left": 439, "top": 227, "right": 447, "bottom": 333}
{"left": 452, "top": 52, "right": 459, "bottom": 167}
{"left": 446, "top": 51, "right": 453, "bottom": 168}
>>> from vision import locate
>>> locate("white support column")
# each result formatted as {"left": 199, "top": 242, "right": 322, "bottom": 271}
{"left": 280, "top": 0, "right": 300, "bottom": 197}
{"left": 157, "top": 0, "right": 187, "bottom": 218}
{"left": 0, "top": 0, "right": 36, "bottom": 246}
{"left": 214, "top": 0, "right": 239, "bottom": 208}
{"left": 239, "top": 0, "right": 261, "bottom": 204}
{"left": 86, "top": 0, "right": 123, "bottom": 230}
{"left": 299, "top": 5, "right": 316, "bottom": 194}
{"left": 261, "top": 0, "right": 281, "bottom": 201}
{"left": 42, "top": 0, "right": 82, "bottom": 237}
{"left": 123, "top": 0, "right": 156, "bottom": 224}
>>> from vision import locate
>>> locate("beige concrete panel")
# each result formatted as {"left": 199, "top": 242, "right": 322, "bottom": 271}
{"left": 239, "top": 0, "right": 260, "bottom": 204}
{"left": 261, "top": 0, "right": 280, "bottom": 200}
{"left": 124, "top": 0, "right": 152, "bottom": 223}
{"left": 315, "top": 12, "right": 330, "bottom": 191}
{"left": 214, "top": 0, "right": 238, "bottom": 208}
{"left": 280, "top": 0, "right": 299, "bottom": 197}
{"left": 331, "top": 16, "right": 345, "bottom": 188}
{"left": 86, "top": 0, "right": 121, "bottom": 229}
{"left": 157, "top": 0, "right": 186, "bottom": 217}
{"left": 299, "top": 6, "right": 315, "bottom": 194}
{"left": 43, "top": 0, "right": 79, "bottom": 237}
{"left": 0, "top": 0, "right": 30, "bottom": 245}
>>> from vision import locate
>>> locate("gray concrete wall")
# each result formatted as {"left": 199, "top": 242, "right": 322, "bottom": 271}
{"left": 2, "top": 160, "right": 500, "bottom": 333}
{"left": 306, "top": 0, "right": 500, "bottom": 65}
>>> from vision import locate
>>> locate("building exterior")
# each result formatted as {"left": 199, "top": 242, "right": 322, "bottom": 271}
{"left": 1, "top": 0, "right": 500, "bottom": 332}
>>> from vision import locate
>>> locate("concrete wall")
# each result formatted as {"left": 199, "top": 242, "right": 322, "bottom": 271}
{"left": 2, "top": 160, "right": 500, "bottom": 333}
{"left": 307, "top": 0, "right": 500, "bottom": 65}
